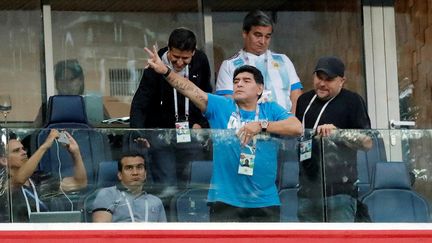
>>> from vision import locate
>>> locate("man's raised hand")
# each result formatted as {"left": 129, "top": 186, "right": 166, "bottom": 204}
{"left": 144, "top": 45, "right": 167, "bottom": 75}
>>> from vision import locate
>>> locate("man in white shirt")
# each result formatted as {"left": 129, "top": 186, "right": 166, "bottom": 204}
{"left": 215, "top": 10, "right": 303, "bottom": 114}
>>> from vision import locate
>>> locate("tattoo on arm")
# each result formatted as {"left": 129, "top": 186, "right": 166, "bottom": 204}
{"left": 171, "top": 77, "right": 206, "bottom": 102}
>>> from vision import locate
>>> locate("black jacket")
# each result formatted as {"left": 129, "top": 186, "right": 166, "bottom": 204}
{"left": 130, "top": 47, "right": 212, "bottom": 128}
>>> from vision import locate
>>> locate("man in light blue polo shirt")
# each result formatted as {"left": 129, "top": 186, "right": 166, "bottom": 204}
{"left": 144, "top": 45, "right": 302, "bottom": 222}
{"left": 92, "top": 152, "right": 166, "bottom": 222}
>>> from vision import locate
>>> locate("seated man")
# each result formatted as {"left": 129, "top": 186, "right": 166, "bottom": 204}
{"left": 92, "top": 152, "right": 166, "bottom": 222}
{"left": 3, "top": 129, "right": 87, "bottom": 222}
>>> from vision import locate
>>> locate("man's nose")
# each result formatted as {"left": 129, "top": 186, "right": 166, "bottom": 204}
{"left": 174, "top": 58, "right": 184, "bottom": 66}
{"left": 317, "top": 79, "right": 326, "bottom": 85}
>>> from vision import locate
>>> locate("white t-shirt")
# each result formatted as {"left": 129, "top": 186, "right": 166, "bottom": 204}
{"left": 215, "top": 49, "right": 302, "bottom": 111}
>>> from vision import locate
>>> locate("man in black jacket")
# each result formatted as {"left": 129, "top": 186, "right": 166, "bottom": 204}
{"left": 130, "top": 27, "right": 212, "bottom": 197}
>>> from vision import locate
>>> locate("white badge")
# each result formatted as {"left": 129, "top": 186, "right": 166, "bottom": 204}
{"left": 238, "top": 144, "right": 255, "bottom": 176}
{"left": 299, "top": 139, "right": 312, "bottom": 162}
{"left": 175, "top": 121, "right": 191, "bottom": 143}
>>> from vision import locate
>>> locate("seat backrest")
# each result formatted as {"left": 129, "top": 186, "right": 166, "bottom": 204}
{"left": 37, "top": 129, "right": 111, "bottom": 187}
{"left": 361, "top": 162, "right": 430, "bottom": 222}
{"left": 46, "top": 95, "right": 90, "bottom": 128}
{"left": 278, "top": 161, "right": 299, "bottom": 190}
{"left": 356, "top": 131, "right": 387, "bottom": 197}
{"left": 170, "top": 160, "right": 212, "bottom": 222}
{"left": 37, "top": 95, "right": 112, "bottom": 187}
{"left": 170, "top": 188, "right": 209, "bottom": 222}
{"left": 96, "top": 161, "right": 118, "bottom": 188}
{"left": 278, "top": 161, "right": 300, "bottom": 222}
{"left": 188, "top": 160, "right": 213, "bottom": 188}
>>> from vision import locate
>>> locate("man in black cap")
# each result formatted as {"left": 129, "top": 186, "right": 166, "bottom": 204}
{"left": 295, "top": 56, "right": 372, "bottom": 222}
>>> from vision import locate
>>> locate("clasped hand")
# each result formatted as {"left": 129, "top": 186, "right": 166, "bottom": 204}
{"left": 237, "top": 122, "right": 261, "bottom": 146}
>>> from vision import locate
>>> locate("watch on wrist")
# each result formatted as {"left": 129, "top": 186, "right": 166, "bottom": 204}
{"left": 163, "top": 65, "right": 171, "bottom": 78}
{"left": 260, "top": 120, "right": 269, "bottom": 132}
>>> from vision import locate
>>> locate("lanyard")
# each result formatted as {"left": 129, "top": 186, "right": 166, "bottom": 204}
{"left": 163, "top": 51, "right": 190, "bottom": 122}
{"left": 121, "top": 191, "right": 148, "bottom": 222}
{"left": 302, "top": 94, "right": 336, "bottom": 131}
{"left": 173, "top": 67, "right": 189, "bottom": 122}
{"left": 241, "top": 49, "right": 270, "bottom": 89}
{"left": 21, "top": 179, "right": 48, "bottom": 217}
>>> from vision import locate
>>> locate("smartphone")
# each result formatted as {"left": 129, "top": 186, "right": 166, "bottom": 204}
{"left": 57, "top": 131, "right": 70, "bottom": 145}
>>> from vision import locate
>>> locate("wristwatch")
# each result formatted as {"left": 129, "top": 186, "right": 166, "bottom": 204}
{"left": 260, "top": 120, "right": 269, "bottom": 132}
{"left": 163, "top": 65, "right": 172, "bottom": 78}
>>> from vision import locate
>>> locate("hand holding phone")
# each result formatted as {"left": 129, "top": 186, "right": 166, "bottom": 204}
{"left": 57, "top": 131, "right": 70, "bottom": 145}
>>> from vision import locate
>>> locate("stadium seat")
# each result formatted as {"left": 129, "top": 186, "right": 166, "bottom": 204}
{"left": 278, "top": 161, "right": 300, "bottom": 222}
{"left": 36, "top": 95, "right": 112, "bottom": 188}
{"left": 356, "top": 131, "right": 387, "bottom": 197}
{"left": 170, "top": 160, "right": 212, "bottom": 222}
{"left": 361, "top": 162, "right": 430, "bottom": 222}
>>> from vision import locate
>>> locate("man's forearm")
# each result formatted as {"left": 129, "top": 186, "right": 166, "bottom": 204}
{"left": 12, "top": 145, "right": 49, "bottom": 187}
{"left": 164, "top": 70, "right": 208, "bottom": 112}
{"left": 267, "top": 117, "right": 302, "bottom": 137}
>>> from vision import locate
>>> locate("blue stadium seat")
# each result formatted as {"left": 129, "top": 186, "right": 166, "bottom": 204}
{"left": 36, "top": 95, "right": 112, "bottom": 188}
{"left": 95, "top": 160, "right": 118, "bottom": 188}
{"left": 170, "top": 160, "right": 212, "bottom": 222}
{"left": 356, "top": 131, "right": 387, "bottom": 197}
{"left": 361, "top": 162, "right": 430, "bottom": 222}
{"left": 82, "top": 160, "right": 118, "bottom": 222}
{"left": 278, "top": 161, "right": 300, "bottom": 222}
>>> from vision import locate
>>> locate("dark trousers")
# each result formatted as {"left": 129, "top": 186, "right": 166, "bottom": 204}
{"left": 209, "top": 201, "right": 280, "bottom": 222}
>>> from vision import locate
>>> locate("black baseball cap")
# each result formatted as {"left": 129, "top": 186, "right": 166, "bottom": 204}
{"left": 313, "top": 56, "right": 345, "bottom": 78}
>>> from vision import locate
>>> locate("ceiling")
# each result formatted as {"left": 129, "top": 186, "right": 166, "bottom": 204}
{"left": 0, "top": 0, "right": 359, "bottom": 12}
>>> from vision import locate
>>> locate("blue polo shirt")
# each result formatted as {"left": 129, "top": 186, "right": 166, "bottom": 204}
{"left": 205, "top": 94, "right": 291, "bottom": 208}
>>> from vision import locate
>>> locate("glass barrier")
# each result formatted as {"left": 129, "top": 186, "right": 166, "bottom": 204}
{"left": 0, "top": 128, "right": 10, "bottom": 223}
{"left": 2, "top": 127, "right": 432, "bottom": 223}
{"left": 322, "top": 129, "right": 432, "bottom": 223}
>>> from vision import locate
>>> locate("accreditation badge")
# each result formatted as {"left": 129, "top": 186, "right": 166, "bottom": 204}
{"left": 175, "top": 121, "right": 191, "bottom": 143}
{"left": 299, "top": 138, "right": 312, "bottom": 162}
{"left": 238, "top": 144, "right": 255, "bottom": 176}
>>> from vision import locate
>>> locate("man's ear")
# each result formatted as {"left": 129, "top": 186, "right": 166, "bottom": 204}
{"left": 117, "top": 171, "right": 122, "bottom": 181}
{"left": 257, "top": 83, "right": 264, "bottom": 96}
{"left": 339, "top": 76, "right": 346, "bottom": 88}
{"left": 0, "top": 157, "right": 7, "bottom": 167}
{"left": 242, "top": 30, "right": 248, "bottom": 40}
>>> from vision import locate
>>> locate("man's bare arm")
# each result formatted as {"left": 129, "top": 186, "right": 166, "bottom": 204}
{"left": 144, "top": 46, "right": 208, "bottom": 112}
{"left": 290, "top": 89, "right": 302, "bottom": 114}
{"left": 92, "top": 211, "right": 112, "bottom": 222}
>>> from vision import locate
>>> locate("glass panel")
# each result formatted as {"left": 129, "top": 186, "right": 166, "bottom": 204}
{"left": 0, "top": 128, "right": 10, "bottom": 222}
{"left": 211, "top": 1, "right": 365, "bottom": 98}
{"left": 0, "top": 3, "right": 43, "bottom": 126}
{"left": 295, "top": 129, "right": 325, "bottom": 222}
{"left": 5, "top": 127, "right": 309, "bottom": 223}
{"left": 322, "top": 129, "right": 432, "bottom": 222}
{"left": 6, "top": 127, "right": 432, "bottom": 223}
{"left": 395, "top": 1, "right": 431, "bottom": 128}
{"left": 50, "top": 4, "right": 203, "bottom": 126}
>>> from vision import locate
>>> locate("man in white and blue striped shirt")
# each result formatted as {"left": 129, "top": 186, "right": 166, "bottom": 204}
{"left": 216, "top": 10, "right": 303, "bottom": 114}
